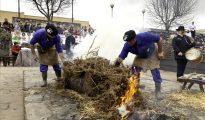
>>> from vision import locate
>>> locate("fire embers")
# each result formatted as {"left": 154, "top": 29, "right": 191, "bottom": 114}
{"left": 117, "top": 72, "right": 141, "bottom": 119}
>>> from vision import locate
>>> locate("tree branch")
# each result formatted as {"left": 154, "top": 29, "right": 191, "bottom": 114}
{"left": 28, "top": 0, "right": 72, "bottom": 22}
{"left": 146, "top": 0, "right": 198, "bottom": 31}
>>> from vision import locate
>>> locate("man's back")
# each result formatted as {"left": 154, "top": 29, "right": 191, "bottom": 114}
{"left": 65, "top": 35, "right": 75, "bottom": 49}
{"left": 66, "top": 35, "right": 75, "bottom": 44}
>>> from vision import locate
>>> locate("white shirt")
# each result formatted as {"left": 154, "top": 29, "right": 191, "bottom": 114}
{"left": 189, "top": 24, "right": 196, "bottom": 31}
{"left": 14, "top": 23, "right": 20, "bottom": 31}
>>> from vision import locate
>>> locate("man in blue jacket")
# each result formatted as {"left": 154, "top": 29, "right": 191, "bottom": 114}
{"left": 30, "top": 23, "right": 65, "bottom": 87}
{"left": 114, "top": 30, "right": 164, "bottom": 100}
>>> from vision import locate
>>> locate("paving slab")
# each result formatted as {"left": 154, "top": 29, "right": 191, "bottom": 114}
{"left": 0, "top": 67, "right": 205, "bottom": 120}
{"left": 0, "top": 67, "right": 35, "bottom": 120}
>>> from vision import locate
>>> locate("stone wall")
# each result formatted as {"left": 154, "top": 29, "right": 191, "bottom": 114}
{"left": 160, "top": 55, "right": 205, "bottom": 74}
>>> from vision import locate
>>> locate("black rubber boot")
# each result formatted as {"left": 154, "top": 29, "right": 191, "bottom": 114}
{"left": 155, "top": 83, "right": 163, "bottom": 100}
{"left": 55, "top": 71, "right": 61, "bottom": 81}
{"left": 41, "top": 72, "right": 47, "bottom": 87}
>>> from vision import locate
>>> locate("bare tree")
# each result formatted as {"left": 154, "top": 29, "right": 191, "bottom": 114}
{"left": 146, "top": 0, "right": 198, "bottom": 32}
{"left": 28, "top": 0, "right": 72, "bottom": 22}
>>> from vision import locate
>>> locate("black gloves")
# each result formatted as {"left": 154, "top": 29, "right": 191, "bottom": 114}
{"left": 114, "top": 57, "right": 123, "bottom": 67}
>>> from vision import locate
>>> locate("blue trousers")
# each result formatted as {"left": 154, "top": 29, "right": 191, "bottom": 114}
{"left": 40, "top": 64, "right": 61, "bottom": 72}
{"left": 132, "top": 66, "right": 162, "bottom": 83}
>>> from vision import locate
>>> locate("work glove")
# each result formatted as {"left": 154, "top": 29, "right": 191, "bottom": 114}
{"left": 131, "top": 66, "right": 141, "bottom": 75}
{"left": 158, "top": 51, "right": 164, "bottom": 59}
{"left": 178, "top": 52, "right": 183, "bottom": 56}
{"left": 59, "top": 59, "right": 67, "bottom": 69}
{"left": 114, "top": 57, "right": 123, "bottom": 67}
{"left": 33, "top": 54, "right": 39, "bottom": 62}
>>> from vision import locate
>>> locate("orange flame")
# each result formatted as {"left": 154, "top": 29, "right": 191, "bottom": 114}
{"left": 117, "top": 73, "right": 140, "bottom": 119}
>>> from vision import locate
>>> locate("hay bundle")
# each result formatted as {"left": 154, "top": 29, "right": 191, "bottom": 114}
{"left": 168, "top": 91, "right": 205, "bottom": 110}
{"left": 64, "top": 57, "right": 141, "bottom": 116}
{"left": 63, "top": 57, "right": 132, "bottom": 115}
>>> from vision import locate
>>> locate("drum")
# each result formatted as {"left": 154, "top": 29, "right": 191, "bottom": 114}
{"left": 185, "top": 48, "right": 203, "bottom": 64}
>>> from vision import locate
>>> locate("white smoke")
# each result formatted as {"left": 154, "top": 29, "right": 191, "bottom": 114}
{"left": 73, "top": 17, "right": 142, "bottom": 65}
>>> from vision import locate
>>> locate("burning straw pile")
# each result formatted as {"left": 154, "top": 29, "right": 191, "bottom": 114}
{"left": 62, "top": 57, "right": 144, "bottom": 119}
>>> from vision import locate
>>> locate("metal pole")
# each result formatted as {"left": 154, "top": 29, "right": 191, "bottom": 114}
{"left": 18, "top": 0, "right": 20, "bottom": 18}
{"left": 110, "top": 4, "right": 114, "bottom": 18}
{"left": 111, "top": 8, "right": 113, "bottom": 18}
{"left": 142, "top": 9, "right": 145, "bottom": 30}
{"left": 143, "top": 13, "right": 144, "bottom": 30}
{"left": 72, "top": 0, "right": 74, "bottom": 23}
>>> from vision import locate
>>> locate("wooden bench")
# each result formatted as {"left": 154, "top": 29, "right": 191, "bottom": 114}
{"left": 177, "top": 77, "right": 205, "bottom": 92}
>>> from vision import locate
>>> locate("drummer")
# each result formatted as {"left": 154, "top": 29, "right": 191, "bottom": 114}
{"left": 172, "top": 26, "right": 195, "bottom": 78}
{"left": 30, "top": 23, "right": 65, "bottom": 87}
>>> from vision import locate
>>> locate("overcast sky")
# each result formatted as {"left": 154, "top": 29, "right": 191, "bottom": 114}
{"left": 0, "top": 0, "right": 205, "bottom": 30}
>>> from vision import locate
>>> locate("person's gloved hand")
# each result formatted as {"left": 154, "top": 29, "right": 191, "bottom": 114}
{"left": 114, "top": 57, "right": 123, "bottom": 67}
{"left": 158, "top": 51, "right": 164, "bottom": 59}
{"left": 58, "top": 56, "right": 65, "bottom": 68}
{"left": 33, "top": 54, "right": 39, "bottom": 62}
{"left": 178, "top": 52, "right": 183, "bottom": 56}
{"left": 200, "top": 46, "right": 205, "bottom": 51}
{"left": 59, "top": 60, "right": 64, "bottom": 69}
{"left": 131, "top": 66, "right": 142, "bottom": 75}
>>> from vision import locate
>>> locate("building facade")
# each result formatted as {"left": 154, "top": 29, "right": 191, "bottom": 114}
{"left": 0, "top": 10, "right": 89, "bottom": 27}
